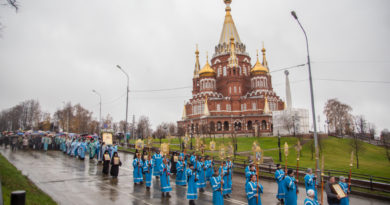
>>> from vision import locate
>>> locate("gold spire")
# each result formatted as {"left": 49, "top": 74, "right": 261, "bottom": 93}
{"left": 194, "top": 44, "right": 201, "bottom": 77}
{"left": 203, "top": 96, "right": 210, "bottom": 116}
{"left": 262, "top": 42, "right": 269, "bottom": 68}
{"left": 198, "top": 52, "right": 216, "bottom": 77}
{"left": 219, "top": 0, "right": 241, "bottom": 45}
{"left": 264, "top": 95, "right": 271, "bottom": 114}
{"left": 251, "top": 48, "right": 269, "bottom": 75}
{"left": 228, "top": 35, "right": 239, "bottom": 68}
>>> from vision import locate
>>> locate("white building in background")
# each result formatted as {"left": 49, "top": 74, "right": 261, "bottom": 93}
{"left": 272, "top": 70, "right": 310, "bottom": 136}
{"left": 273, "top": 108, "right": 310, "bottom": 135}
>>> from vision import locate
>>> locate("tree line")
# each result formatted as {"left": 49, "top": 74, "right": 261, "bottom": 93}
{"left": 0, "top": 99, "right": 180, "bottom": 141}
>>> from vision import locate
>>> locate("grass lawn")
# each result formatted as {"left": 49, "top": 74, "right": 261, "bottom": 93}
{"left": 0, "top": 154, "right": 57, "bottom": 205}
{"left": 125, "top": 136, "right": 390, "bottom": 178}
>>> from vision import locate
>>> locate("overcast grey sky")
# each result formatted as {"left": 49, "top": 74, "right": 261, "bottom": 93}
{"left": 0, "top": 0, "right": 389, "bottom": 133}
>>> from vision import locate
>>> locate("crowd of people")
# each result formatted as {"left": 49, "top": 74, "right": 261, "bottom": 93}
{"left": 0, "top": 131, "right": 351, "bottom": 205}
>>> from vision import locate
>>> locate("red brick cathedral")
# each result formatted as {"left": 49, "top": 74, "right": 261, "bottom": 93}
{"left": 178, "top": 0, "right": 285, "bottom": 136}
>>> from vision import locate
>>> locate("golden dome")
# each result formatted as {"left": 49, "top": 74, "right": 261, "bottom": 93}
{"left": 199, "top": 53, "right": 216, "bottom": 77}
{"left": 251, "top": 49, "right": 269, "bottom": 75}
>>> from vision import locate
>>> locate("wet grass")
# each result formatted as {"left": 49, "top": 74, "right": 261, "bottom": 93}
{"left": 0, "top": 153, "right": 57, "bottom": 205}
{"left": 125, "top": 136, "right": 390, "bottom": 178}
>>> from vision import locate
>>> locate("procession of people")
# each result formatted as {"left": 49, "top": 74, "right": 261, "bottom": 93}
{"left": 0, "top": 131, "right": 352, "bottom": 205}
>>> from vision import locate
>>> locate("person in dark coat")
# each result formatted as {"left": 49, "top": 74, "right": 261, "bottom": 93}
{"left": 102, "top": 150, "right": 111, "bottom": 175}
{"left": 325, "top": 176, "right": 341, "bottom": 205}
{"left": 171, "top": 152, "right": 178, "bottom": 175}
{"left": 110, "top": 152, "right": 122, "bottom": 178}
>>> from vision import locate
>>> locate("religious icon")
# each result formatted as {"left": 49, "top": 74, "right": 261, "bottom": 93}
{"left": 136, "top": 139, "right": 144, "bottom": 151}
{"left": 331, "top": 184, "right": 347, "bottom": 198}
{"left": 114, "top": 157, "right": 119, "bottom": 165}
{"left": 174, "top": 156, "right": 179, "bottom": 162}
{"left": 102, "top": 132, "right": 113, "bottom": 145}
{"left": 209, "top": 141, "right": 216, "bottom": 151}
{"left": 219, "top": 144, "right": 226, "bottom": 160}
{"left": 144, "top": 155, "right": 148, "bottom": 161}
{"left": 161, "top": 143, "right": 169, "bottom": 156}
{"left": 104, "top": 153, "right": 110, "bottom": 161}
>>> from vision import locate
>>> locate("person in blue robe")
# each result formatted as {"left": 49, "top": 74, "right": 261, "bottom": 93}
{"left": 245, "top": 160, "right": 254, "bottom": 173}
{"left": 190, "top": 154, "right": 197, "bottom": 165}
{"left": 304, "top": 168, "right": 318, "bottom": 201}
{"left": 245, "top": 174, "right": 264, "bottom": 205}
{"left": 304, "top": 189, "right": 319, "bottom": 205}
{"left": 205, "top": 156, "right": 214, "bottom": 182}
{"left": 111, "top": 144, "right": 118, "bottom": 157}
{"left": 186, "top": 163, "right": 199, "bottom": 205}
{"left": 211, "top": 167, "right": 224, "bottom": 205}
{"left": 219, "top": 161, "right": 230, "bottom": 198}
{"left": 78, "top": 139, "right": 87, "bottom": 160}
{"left": 160, "top": 157, "right": 172, "bottom": 197}
{"left": 152, "top": 150, "right": 163, "bottom": 178}
{"left": 197, "top": 156, "right": 207, "bottom": 192}
{"left": 88, "top": 139, "right": 96, "bottom": 159}
{"left": 339, "top": 176, "right": 350, "bottom": 205}
{"left": 71, "top": 139, "right": 77, "bottom": 156}
{"left": 275, "top": 164, "right": 286, "bottom": 203}
{"left": 97, "top": 141, "right": 104, "bottom": 162}
{"left": 133, "top": 153, "right": 144, "bottom": 184}
{"left": 176, "top": 155, "right": 187, "bottom": 186}
{"left": 283, "top": 169, "right": 298, "bottom": 205}
{"left": 42, "top": 136, "right": 49, "bottom": 151}
{"left": 226, "top": 158, "right": 233, "bottom": 197}
{"left": 67, "top": 138, "right": 73, "bottom": 155}
{"left": 246, "top": 164, "right": 256, "bottom": 184}
{"left": 75, "top": 139, "right": 81, "bottom": 157}
{"left": 143, "top": 155, "right": 153, "bottom": 190}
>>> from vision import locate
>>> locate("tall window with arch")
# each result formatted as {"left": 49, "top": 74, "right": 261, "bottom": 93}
{"left": 223, "top": 66, "right": 227, "bottom": 76}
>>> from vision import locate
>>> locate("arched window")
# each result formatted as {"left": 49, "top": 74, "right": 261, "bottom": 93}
{"left": 261, "top": 120, "right": 267, "bottom": 130}
{"left": 234, "top": 86, "right": 237, "bottom": 93}
{"left": 223, "top": 67, "right": 227, "bottom": 76}
{"left": 224, "top": 121, "right": 229, "bottom": 131}
{"left": 217, "top": 121, "right": 222, "bottom": 131}
{"left": 247, "top": 121, "right": 253, "bottom": 130}
{"left": 234, "top": 122, "right": 242, "bottom": 131}
{"left": 218, "top": 67, "right": 221, "bottom": 77}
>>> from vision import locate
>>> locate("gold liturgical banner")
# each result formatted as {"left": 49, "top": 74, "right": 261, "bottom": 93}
{"left": 102, "top": 132, "right": 113, "bottom": 145}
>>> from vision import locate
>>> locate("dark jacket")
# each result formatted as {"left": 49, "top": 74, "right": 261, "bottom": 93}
{"left": 325, "top": 181, "right": 340, "bottom": 204}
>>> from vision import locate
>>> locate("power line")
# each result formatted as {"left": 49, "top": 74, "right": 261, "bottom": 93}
{"left": 315, "top": 78, "right": 390, "bottom": 84}
{"left": 270, "top": 64, "right": 306, "bottom": 73}
{"left": 130, "top": 86, "right": 192, "bottom": 93}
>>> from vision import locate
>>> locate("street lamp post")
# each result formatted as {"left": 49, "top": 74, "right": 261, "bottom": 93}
{"left": 116, "top": 65, "right": 129, "bottom": 147}
{"left": 92, "top": 90, "right": 102, "bottom": 138}
{"left": 291, "top": 11, "right": 320, "bottom": 179}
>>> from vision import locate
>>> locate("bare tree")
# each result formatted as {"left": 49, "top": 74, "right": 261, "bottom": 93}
{"left": 350, "top": 131, "right": 366, "bottom": 169}
{"left": 324, "top": 98, "right": 353, "bottom": 135}
{"left": 136, "top": 116, "right": 152, "bottom": 139}
{"left": 381, "top": 129, "right": 390, "bottom": 161}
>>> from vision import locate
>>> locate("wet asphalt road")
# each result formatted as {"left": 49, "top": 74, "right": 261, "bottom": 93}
{"left": 0, "top": 147, "right": 388, "bottom": 205}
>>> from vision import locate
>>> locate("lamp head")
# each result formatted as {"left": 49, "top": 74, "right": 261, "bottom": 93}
{"left": 92, "top": 89, "right": 96, "bottom": 93}
{"left": 291, "top": 11, "right": 298, "bottom": 20}
{"left": 116, "top": 65, "right": 122, "bottom": 69}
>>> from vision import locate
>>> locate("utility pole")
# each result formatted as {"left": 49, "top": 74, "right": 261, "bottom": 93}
{"left": 116, "top": 65, "right": 129, "bottom": 147}
{"left": 132, "top": 114, "right": 135, "bottom": 140}
{"left": 291, "top": 11, "right": 320, "bottom": 180}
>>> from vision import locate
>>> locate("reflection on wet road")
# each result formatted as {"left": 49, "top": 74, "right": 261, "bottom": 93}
{"left": 0, "top": 148, "right": 388, "bottom": 205}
